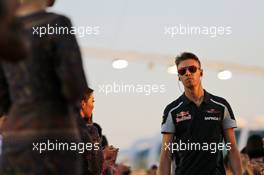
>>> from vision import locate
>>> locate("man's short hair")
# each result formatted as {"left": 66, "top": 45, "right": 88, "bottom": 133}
{"left": 175, "top": 52, "right": 201, "bottom": 67}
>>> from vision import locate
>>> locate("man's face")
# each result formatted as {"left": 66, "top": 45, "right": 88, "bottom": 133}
{"left": 81, "top": 94, "right": 94, "bottom": 118}
{"left": 177, "top": 59, "right": 202, "bottom": 88}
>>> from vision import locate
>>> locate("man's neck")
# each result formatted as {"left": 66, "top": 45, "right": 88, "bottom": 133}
{"left": 184, "top": 84, "right": 204, "bottom": 107}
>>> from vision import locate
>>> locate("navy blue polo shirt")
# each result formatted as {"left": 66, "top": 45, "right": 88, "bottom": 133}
{"left": 161, "top": 90, "right": 237, "bottom": 175}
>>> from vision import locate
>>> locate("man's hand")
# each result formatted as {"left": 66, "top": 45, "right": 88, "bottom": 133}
{"left": 158, "top": 133, "right": 173, "bottom": 175}
{"left": 224, "top": 128, "right": 242, "bottom": 175}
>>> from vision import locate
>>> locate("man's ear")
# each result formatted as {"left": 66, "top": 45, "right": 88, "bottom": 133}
{"left": 178, "top": 75, "right": 181, "bottom": 81}
{"left": 200, "top": 69, "right": 203, "bottom": 77}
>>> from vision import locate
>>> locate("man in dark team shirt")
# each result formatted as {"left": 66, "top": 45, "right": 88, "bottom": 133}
{"left": 159, "top": 52, "right": 242, "bottom": 175}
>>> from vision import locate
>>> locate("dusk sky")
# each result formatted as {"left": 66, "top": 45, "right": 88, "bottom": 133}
{"left": 53, "top": 0, "right": 264, "bottom": 149}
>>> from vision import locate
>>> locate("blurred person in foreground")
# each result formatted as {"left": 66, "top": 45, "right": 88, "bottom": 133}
{"left": 0, "top": 0, "right": 26, "bottom": 130}
{"left": 0, "top": 0, "right": 28, "bottom": 60}
{"left": 0, "top": 0, "right": 89, "bottom": 174}
{"left": 159, "top": 52, "right": 242, "bottom": 175}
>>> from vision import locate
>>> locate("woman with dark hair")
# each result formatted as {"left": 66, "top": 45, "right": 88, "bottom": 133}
{"left": 79, "top": 88, "right": 103, "bottom": 175}
{"left": 80, "top": 88, "right": 95, "bottom": 124}
{"left": 79, "top": 88, "right": 124, "bottom": 175}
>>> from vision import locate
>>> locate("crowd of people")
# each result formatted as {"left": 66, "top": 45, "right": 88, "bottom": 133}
{"left": 224, "top": 135, "right": 264, "bottom": 175}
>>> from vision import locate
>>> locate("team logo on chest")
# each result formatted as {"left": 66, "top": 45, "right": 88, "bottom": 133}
{"left": 205, "top": 108, "right": 221, "bottom": 121}
{"left": 175, "top": 111, "right": 192, "bottom": 123}
{"left": 206, "top": 108, "right": 220, "bottom": 114}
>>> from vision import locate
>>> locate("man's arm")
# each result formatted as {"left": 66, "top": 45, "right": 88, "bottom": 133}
{"left": 224, "top": 128, "right": 242, "bottom": 175}
{"left": 158, "top": 133, "right": 173, "bottom": 175}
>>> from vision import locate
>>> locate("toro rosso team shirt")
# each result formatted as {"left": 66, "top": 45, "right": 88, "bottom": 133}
{"left": 161, "top": 90, "right": 237, "bottom": 175}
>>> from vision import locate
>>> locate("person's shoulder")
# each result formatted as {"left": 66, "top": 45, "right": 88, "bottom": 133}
{"left": 19, "top": 11, "right": 71, "bottom": 27}
{"left": 207, "top": 91, "right": 231, "bottom": 107}
{"left": 163, "top": 96, "right": 184, "bottom": 114}
{"left": 45, "top": 12, "right": 72, "bottom": 25}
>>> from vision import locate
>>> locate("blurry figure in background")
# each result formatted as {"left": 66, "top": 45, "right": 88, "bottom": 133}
{"left": 92, "top": 122, "right": 110, "bottom": 151}
{"left": 102, "top": 145, "right": 131, "bottom": 175}
{"left": 245, "top": 135, "right": 264, "bottom": 175}
{"left": 93, "top": 123, "right": 130, "bottom": 175}
{"left": 117, "top": 163, "right": 131, "bottom": 175}
{"left": 93, "top": 122, "right": 103, "bottom": 138}
{"left": 102, "top": 144, "right": 131, "bottom": 175}
{"left": 102, "top": 145, "right": 120, "bottom": 175}
{"left": 0, "top": 0, "right": 28, "bottom": 61}
{"left": 79, "top": 88, "right": 103, "bottom": 175}
{"left": 80, "top": 89, "right": 130, "bottom": 175}
{"left": 0, "top": 0, "right": 89, "bottom": 174}
{"left": 240, "top": 147, "right": 254, "bottom": 175}
{"left": 147, "top": 165, "right": 158, "bottom": 175}
{"left": 102, "top": 135, "right": 109, "bottom": 149}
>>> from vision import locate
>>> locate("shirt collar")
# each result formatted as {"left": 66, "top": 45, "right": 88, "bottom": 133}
{"left": 181, "top": 89, "right": 211, "bottom": 105}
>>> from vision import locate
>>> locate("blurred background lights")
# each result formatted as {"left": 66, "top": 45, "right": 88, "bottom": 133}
{"left": 217, "top": 70, "right": 232, "bottom": 80}
{"left": 167, "top": 65, "right": 178, "bottom": 74}
{"left": 112, "top": 59, "right": 128, "bottom": 69}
